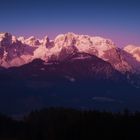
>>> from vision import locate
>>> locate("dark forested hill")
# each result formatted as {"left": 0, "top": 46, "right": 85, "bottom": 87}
{"left": 1, "top": 108, "right": 140, "bottom": 140}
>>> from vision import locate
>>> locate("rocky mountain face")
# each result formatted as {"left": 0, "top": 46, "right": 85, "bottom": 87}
{"left": 0, "top": 32, "right": 138, "bottom": 74}
{"left": 124, "top": 45, "right": 140, "bottom": 62}
{"left": 51, "top": 33, "right": 132, "bottom": 73}
{"left": 123, "top": 45, "right": 140, "bottom": 72}
{"left": 0, "top": 33, "right": 34, "bottom": 67}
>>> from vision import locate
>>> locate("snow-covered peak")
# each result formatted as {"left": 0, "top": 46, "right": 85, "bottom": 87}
{"left": 90, "top": 36, "right": 116, "bottom": 51}
{"left": 43, "top": 36, "right": 51, "bottom": 48}
{"left": 122, "top": 45, "right": 140, "bottom": 73}
{"left": 18, "top": 36, "right": 25, "bottom": 43}
{"left": 0, "top": 32, "right": 12, "bottom": 46}
{"left": 54, "top": 33, "right": 115, "bottom": 54}
{"left": 25, "top": 36, "right": 41, "bottom": 47}
{"left": 124, "top": 45, "right": 137, "bottom": 53}
{"left": 124, "top": 45, "right": 140, "bottom": 62}
{"left": 12, "top": 36, "right": 18, "bottom": 43}
{"left": 50, "top": 33, "right": 78, "bottom": 60}
{"left": 26, "top": 36, "right": 36, "bottom": 41}
{"left": 54, "top": 32, "right": 77, "bottom": 48}
{"left": 0, "top": 32, "right": 11, "bottom": 38}
{"left": 0, "top": 33, "right": 36, "bottom": 67}
{"left": 51, "top": 33, "right": 131, "bottom": 72}
{"left": 54, "top": 32, "right": 76, "bottom": 41}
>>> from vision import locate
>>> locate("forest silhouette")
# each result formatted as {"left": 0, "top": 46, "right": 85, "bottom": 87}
{"left": 0, "top": 107, "right": 140, "bottom": 140}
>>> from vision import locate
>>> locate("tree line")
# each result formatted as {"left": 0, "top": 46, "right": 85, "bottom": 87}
{"left": 0, "top": 107, "right": 140, "bottom": 140}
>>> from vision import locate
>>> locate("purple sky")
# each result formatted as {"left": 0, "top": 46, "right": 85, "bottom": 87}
{"left": 0, "top": 0, "right": 140, "bottom": 48}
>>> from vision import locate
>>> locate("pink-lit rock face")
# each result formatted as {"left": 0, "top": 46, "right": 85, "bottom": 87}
{"left": 25, "top": 36, "right": 41, "bottom": 47}
{"left": 0, "top": 33, "right": 12, "bottom": 46}
{"left": 0, "top": 33, "right": 35, "bottom": 67}
{"left": 124, "top": 45, "right": 140, "bottom": 62}
{"left": 51, "top": 33, "right": 132, "bottom": 72}
{"left": 0, "top": 32, "right": 139, "bottom": 73}
{"left": 123, "top": 45, "right": 140, "bottom": 72}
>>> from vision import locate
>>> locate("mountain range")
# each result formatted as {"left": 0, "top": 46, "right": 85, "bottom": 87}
{"left": 0, "top": 32, "right": 140, "bottom": 73}
{"left": 0, "top": 32, "right": 140, "bottom": 116}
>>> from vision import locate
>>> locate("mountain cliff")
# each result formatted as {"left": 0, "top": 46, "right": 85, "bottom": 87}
{"left": 0, "top": 32, "right": 137, "bottom": 74}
